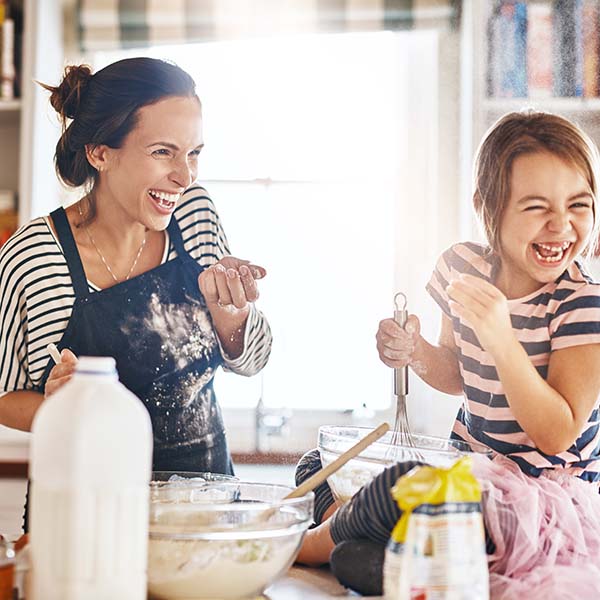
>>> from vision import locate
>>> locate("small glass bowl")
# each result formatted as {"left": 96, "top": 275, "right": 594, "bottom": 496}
{"left": 150, "top": 471, "right": 238, "bottom": 505}
{"left": 318, "top": 425, "right": 492, "bottom": 503}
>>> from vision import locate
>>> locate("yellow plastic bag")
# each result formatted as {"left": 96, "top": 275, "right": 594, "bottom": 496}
{"left": 383, "top": 457, "right": 489, "bottom": 600}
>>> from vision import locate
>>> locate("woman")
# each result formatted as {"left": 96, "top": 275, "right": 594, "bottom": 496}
{"left": 0, "top": 58, "right": 271, "bottom": 525}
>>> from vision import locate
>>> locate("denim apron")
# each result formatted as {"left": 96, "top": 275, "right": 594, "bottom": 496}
{"left": 23, "top": 207, "right": 233, "bottom": 531}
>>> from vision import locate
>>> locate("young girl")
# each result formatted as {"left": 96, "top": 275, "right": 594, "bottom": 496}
{"left": 296, "top": 111, "right": 600, "bottom": 598}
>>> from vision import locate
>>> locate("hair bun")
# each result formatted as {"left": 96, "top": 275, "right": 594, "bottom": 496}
{"left": 49, "top": 64, "right": 93, "bottom": 120}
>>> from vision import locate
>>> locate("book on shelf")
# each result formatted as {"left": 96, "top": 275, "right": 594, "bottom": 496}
{"left": 0, "top": 0, "right": 22, "bottom": 101}
{"left": 487, "top": 0, "right": 600, "bottom": 100}
{"left": 0, "top": 212, "right": 17, "bottom": 247}
{"left": 0, "top": 189, "right": 17, "bottom": 248}
{"left": 527, "top": 2, "right": 553, "bottom": 98}
{"left": 553, "top": 0, "right": 584, "bottom": 97}
{"left": 487, "top": 1, "right": 528, "bottom": 98}
{"left": 583, "top": 0, "right": 600, "bottom": 97}
{"left": 1, "top": 16, "right": 16, "bottom": 100}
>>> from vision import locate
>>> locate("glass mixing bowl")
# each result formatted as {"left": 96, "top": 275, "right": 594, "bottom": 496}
{"left": 318, "top": 426, "right": 492, "bottom": 503}
{"left": 148, "top": 481, "right": 314, "bottom": 600}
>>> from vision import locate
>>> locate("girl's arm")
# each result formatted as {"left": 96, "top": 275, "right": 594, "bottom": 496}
{"left": 494, "top": 340, "right": 600, "bottom": 455}
{"left": 377, "top": 313, "right": 463, "bottom": 395}
{"left": 448, "top": 274, "right": 600, "bottom": 455}
{"left": 412, "top": 314, "right": 463, "bottom": 395}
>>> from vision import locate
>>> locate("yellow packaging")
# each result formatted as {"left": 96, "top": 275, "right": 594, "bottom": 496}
{"left": 383, "top": 457, "right": 489, "bottom": 600}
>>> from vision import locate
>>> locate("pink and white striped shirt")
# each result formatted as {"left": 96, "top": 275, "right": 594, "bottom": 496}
{"left": 427, "top": 242, "right": 600, "bottom": 482}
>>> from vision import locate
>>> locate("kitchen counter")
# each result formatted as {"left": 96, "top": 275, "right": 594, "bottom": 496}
{"left": 266, "top": 566, "right": 369, "bottom": 598}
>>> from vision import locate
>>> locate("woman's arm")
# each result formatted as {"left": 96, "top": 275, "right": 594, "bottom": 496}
{"left": 377, "top": 313, "right": 463, "bottom": 396}
{"left": 181, "top": 187, "right": 272, "bottom": 367}
{"left": 0, "top": 390, "right": 44, "bottom": 432}
{"left": 199, "top": 259, "right": 272, "bottom": 369}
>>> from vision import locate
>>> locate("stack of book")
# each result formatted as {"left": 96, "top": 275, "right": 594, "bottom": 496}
{"left": 0, "top": 189, "right": 17, "bottom": 247}
{"left": 487, "top": 0, "right": 600, "bottom": 99}
{"left": 0, "top": 0, "right": 18, "bottom": 101}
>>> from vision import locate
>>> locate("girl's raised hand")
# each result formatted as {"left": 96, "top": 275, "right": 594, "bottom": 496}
{"left": 198, "top": 256, "right": 266, "bottom": 313}
{"left": 446, "top": 274, "right": 514, "bottom": 355}
{"left": 376, "top": 314, "right": 421, "bottom": 369}
{"left": 44, "top": 349, "right": 78, "bottom": 398}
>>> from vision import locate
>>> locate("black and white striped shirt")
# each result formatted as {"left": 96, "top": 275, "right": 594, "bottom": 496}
{"left": 0, "top": 184, "right": 272, "bottom": 393}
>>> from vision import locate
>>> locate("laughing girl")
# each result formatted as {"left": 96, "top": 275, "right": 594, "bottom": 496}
{"left": 298, "top": 112, "right": 600, "bottom": 598}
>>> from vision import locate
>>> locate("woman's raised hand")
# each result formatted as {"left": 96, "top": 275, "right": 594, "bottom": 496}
{"left": 198, "top": 256, "right": 266, "bottom": 312}
{"left": 44, "top": 349, "right": 78, "bottom": 398}
{"left": 376, "top": 314, "right": 421, "bottom": 369}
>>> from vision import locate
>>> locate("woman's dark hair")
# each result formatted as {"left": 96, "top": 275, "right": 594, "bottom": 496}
{"left": 40, "top": 57, "right": 198, "bottom": 220}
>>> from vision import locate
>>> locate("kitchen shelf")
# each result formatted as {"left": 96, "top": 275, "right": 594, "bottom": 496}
{"left": 0, "top": 99, "right": 20, "bottom": 111}
{"left": 460, "top": 0, "right": 600, "bottom": 240}
{"left": 483, "top": 97, "right": 600, "bottom": 113}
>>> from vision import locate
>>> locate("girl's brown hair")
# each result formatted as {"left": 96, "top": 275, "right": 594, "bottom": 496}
{"left": 473, "top": 111, "right": 600, "bottom": 257}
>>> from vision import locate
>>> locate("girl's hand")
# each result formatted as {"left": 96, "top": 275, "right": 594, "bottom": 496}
{"left": 446, "top": 274, "right": 515, "bottom": 356}
{"left": 198, "top": 256, "right": 266, "bottom": 313}
{"left": 44, "top": 349, "right": 78, "bottom": 398}
{"left": 376, "top": 314, "right": 421, "bottom": 369}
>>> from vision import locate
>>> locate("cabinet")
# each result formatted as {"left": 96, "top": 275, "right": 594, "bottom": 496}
{"left": 460, "top": 0, "right": 600, "bottom": 242}
{"left": 0, "top": 0, "right": 63, "bottom": 231}
{"left": 0, "top": 0, "right": 63, "bottom": 445}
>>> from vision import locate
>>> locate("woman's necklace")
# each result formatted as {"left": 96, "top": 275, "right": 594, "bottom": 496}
{"left": 77, "top": 202, "right": 147, "bottom": 283}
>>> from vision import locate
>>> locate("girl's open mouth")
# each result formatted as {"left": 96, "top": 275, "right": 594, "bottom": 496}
{"left": 531, "top": 241, "right": 572, "bottom": 264}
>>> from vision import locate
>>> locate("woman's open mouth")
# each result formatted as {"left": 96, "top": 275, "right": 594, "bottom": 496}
{"left": 531, "top": 241, "right": 572, "bottom": 264}
{"left": 148, "top": 189, "right": 179, "bottom": 214}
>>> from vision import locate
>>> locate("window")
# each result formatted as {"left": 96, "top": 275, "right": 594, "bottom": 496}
{"left": 92, "top": 30, "right": 455, "bottom": 435}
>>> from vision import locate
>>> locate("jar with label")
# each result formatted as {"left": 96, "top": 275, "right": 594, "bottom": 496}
{"left": 0, "top": 538, "right": 15, "bottom": 600}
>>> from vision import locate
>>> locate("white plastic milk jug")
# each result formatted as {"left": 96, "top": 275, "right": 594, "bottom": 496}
{"left": 29, "top": 356, "right": 153, "bottom": 600}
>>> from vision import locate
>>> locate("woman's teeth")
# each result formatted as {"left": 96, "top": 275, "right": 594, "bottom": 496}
{"left": 148, "top": 190, "right": 178, "bottom": 209}
{"left": 532, "top": 241, "right": 571, "bottom": 263}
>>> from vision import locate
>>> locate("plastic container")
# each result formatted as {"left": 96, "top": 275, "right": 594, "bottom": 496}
{"left": 29, "top": 356, "right": 153, "bottom": 600}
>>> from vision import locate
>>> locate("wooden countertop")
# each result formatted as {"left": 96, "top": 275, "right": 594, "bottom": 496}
{"left": 266, "top": 566, "right": 369, "bottom": 598}
{"left": 0, "top": 453, "right": 303, "bottom": 478}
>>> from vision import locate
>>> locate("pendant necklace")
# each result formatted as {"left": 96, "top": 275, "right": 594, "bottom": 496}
{"left": 77, "top": 201, "right": 147, "bottom": 283}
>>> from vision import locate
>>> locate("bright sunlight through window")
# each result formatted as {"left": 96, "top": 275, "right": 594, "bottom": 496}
{"left": 94, "top": 32, "right": 409, "bottom": 411}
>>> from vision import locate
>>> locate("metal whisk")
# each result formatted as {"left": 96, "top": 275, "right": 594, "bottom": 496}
{"left": 387, "top": 292, "right": 416, "bottom": 454}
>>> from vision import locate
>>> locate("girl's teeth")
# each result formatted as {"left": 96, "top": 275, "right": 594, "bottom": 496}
{"left": 534, "top": 247, "right": 565, "bottom": 263}
{"left": 537, "top": 241, "right": 570, "bottom": 251}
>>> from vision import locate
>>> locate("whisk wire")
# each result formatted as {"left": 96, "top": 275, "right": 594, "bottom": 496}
{"left": 386, "top": 292, "right": 420, "bottom": 461}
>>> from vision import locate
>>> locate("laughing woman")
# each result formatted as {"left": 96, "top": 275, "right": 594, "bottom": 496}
{"left": 0, "top": 58, "right": 272, "bottom": 528}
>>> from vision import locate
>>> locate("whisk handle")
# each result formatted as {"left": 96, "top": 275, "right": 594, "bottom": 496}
{"left": 394, "top": 308, "right": 409, "bottom": 396}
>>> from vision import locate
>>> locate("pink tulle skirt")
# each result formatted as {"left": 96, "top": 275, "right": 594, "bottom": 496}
{"left": 471, "top": 454, "right": 600, "bottom": 599}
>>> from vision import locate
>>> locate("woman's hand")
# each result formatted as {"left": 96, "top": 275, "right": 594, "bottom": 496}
{"left": 198, "top": 257, "right": 266, "bottom": 359}
{"left": 446, "top": 274, "right": 515, "bottom": 357}
{"left": 376, "top": 314, "right": 421, "bottom": 369}
{"left": 44, "top": 349, "right": 78, "bottom": 398}
{"left": 198, "top": 256, "right": 266, "bottom": 313}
